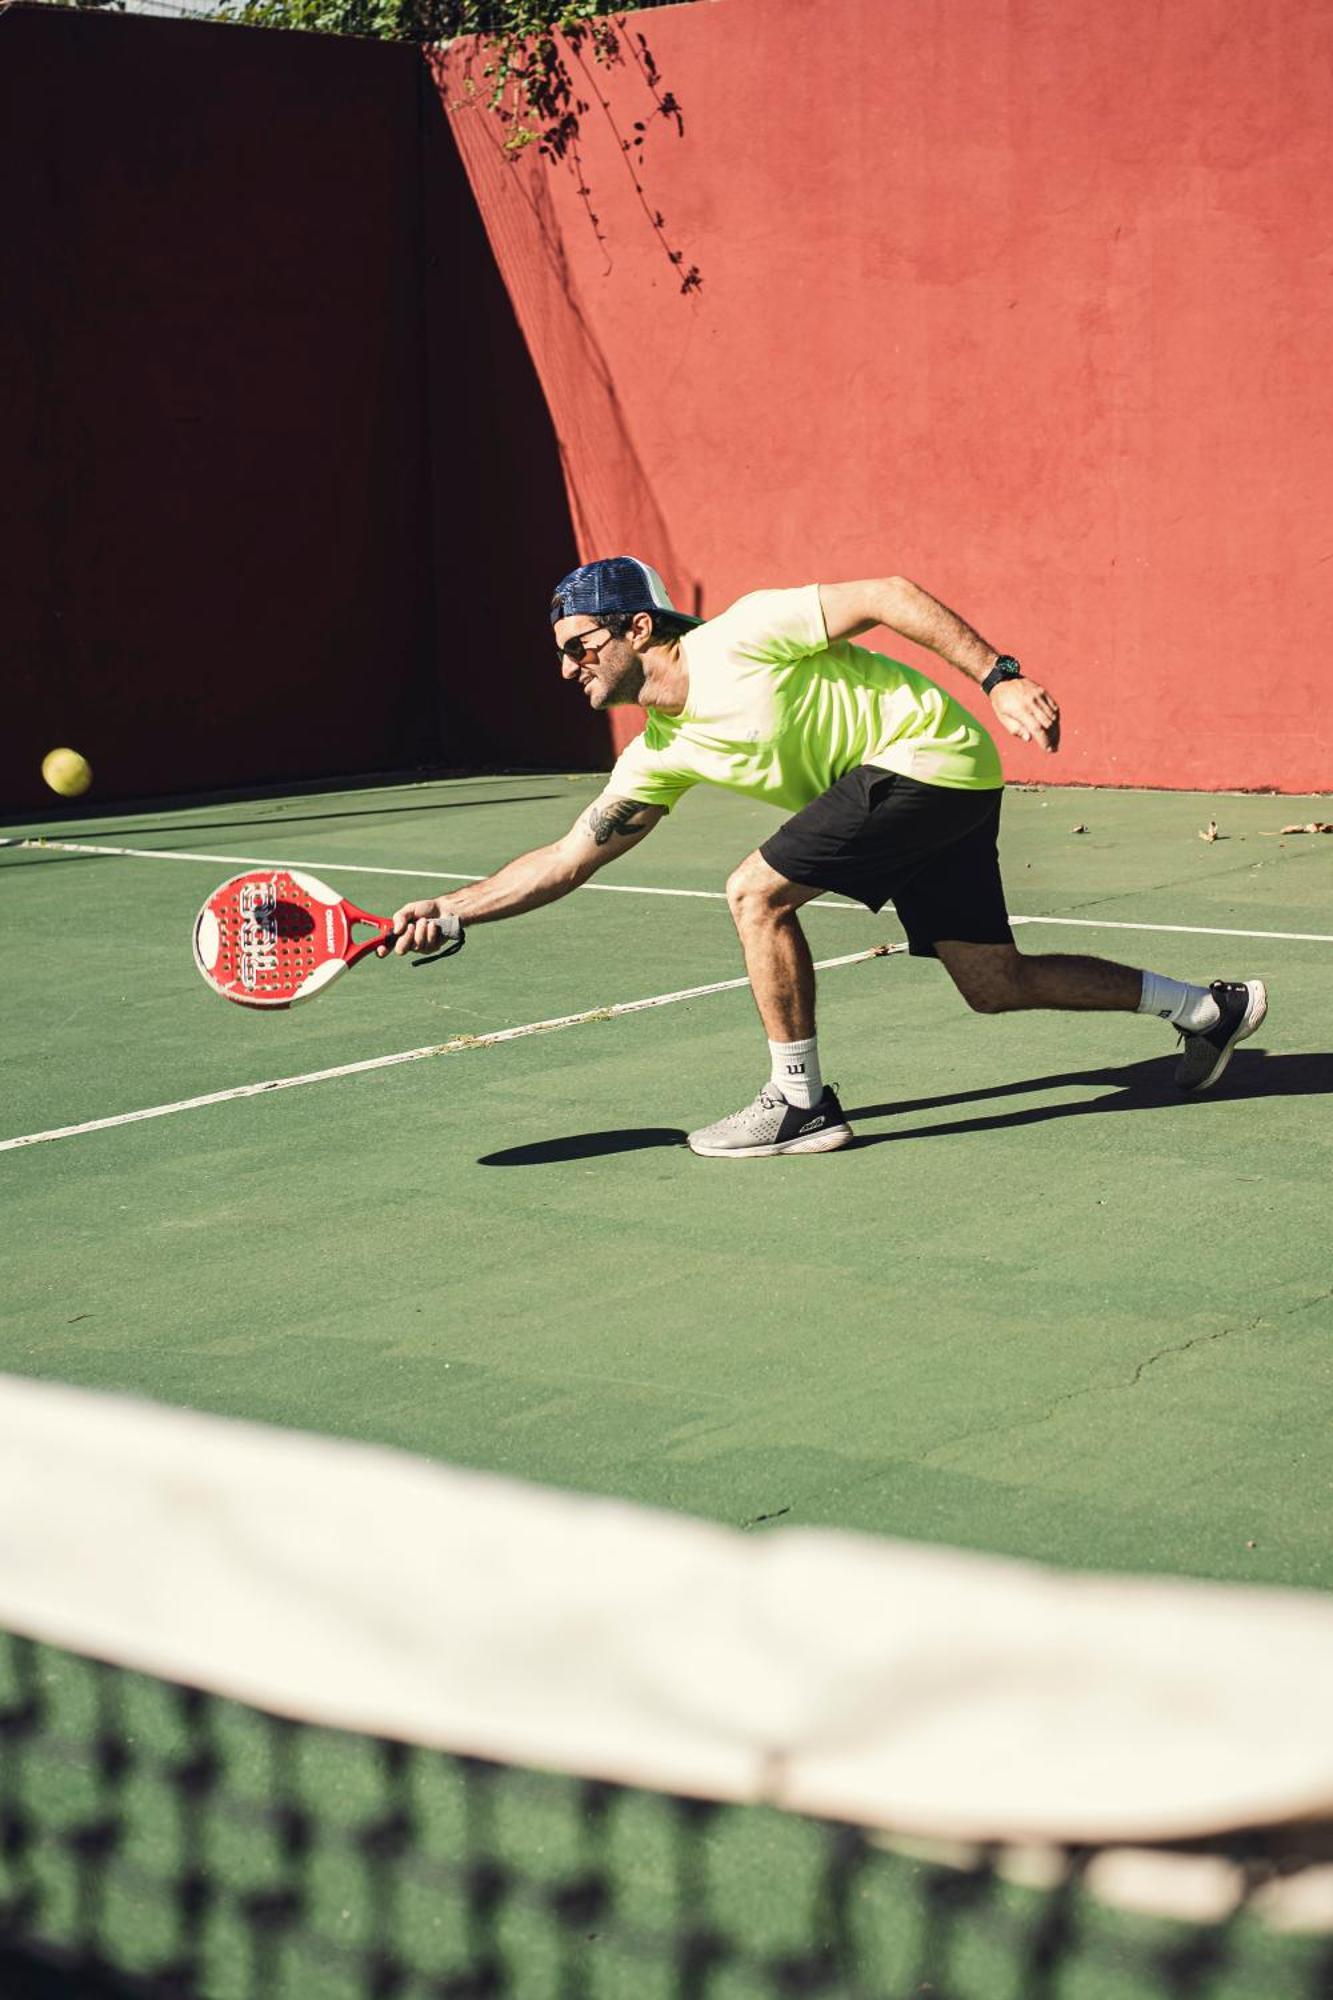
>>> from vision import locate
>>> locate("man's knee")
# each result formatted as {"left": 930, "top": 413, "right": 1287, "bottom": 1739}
{"left": 959, "top": 983, "right": 1015, "bottom": 1015}
{"left": 937, "top": 942, "right": 1027, "bottom": 1014}
{"left": 726, "top": 852, "right": 779, "bottom": 920}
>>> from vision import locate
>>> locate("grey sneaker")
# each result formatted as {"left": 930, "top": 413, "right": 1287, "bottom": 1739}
{"left": 1175, "top": 980, "right": 1268, "bottom": 1093}
{"left": 687, "top": 1084, "right": 852, "bottom": 1158}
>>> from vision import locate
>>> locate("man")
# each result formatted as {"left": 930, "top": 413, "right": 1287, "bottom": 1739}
{"left": 385, "top": 557, "right": 1267, "bottom": 1158}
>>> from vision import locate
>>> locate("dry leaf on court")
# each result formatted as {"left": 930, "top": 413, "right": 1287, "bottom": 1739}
{"left": 1199, "top": 819, "right": 1220, "bottom": 842}
{"left": 1279, "top": 822, "right": 1333, "bottom": 835}
{"left": 1070, "top": 823, "right": 1088, "bottom": 834}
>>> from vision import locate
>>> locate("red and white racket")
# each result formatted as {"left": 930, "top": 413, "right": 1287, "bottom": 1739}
{"left": 192, "top": 868, "right": 462, "bottom": 1009}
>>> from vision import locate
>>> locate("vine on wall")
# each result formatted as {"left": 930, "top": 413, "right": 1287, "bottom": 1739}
{"left": 458, "top": 9, "right": 702, "bottom": 295}
{"left": 52, "top": 0, "right": 703, "bottom": 295}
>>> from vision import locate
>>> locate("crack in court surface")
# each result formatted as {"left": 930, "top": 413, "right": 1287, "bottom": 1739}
{"left": 1128, "top": 1287, "right": 1333, "bottom": 1389}
{"left": 919, "top": 1286, "right": 1333, "bottom": 1467}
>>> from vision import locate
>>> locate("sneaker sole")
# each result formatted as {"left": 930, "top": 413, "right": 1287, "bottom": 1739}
{"left": 1183, "top": 981, "right": 1268, "bottom": 1093}
{"left": 687, "top": 1124, "right": 854, "bottom": 1160}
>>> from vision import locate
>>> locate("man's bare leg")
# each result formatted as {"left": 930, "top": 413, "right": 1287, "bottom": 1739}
{"left": 933, "top": 941, "right": 1141, "bottom": 1012}
{"left": 686, "top": 853, "right": 850, "bottom": 1156}
{"left": 933, "top": 939, "right": 1268, "bottom": 1094}
{"left": 724, "top": 851, "right": 823, "bottom": 1041}
{"left": 690, "top": 880, "right": 1268, "bottom": 1157}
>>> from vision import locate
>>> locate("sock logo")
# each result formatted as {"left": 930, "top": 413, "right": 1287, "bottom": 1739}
{"left": 785, "top": 1063, "right": 806, "bottom": 1075}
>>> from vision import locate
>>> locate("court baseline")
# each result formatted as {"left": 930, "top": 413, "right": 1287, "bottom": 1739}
{"left": 4, "top": 831, "right": 1325, "bottom": 1153}
{"left": 6, "top": 838, "right": 1332, "bottom": 944}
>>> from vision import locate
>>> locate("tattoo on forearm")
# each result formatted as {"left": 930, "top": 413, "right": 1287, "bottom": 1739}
{"left": 586, "top": 798, "right": 653, "bottom": 845}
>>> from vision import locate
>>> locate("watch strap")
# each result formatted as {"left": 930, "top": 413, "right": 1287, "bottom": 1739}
{"left": 982, "top": 656, "right": 1023, "bottom": 695}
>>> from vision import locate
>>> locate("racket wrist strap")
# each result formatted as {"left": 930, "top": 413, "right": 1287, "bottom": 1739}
{"left": 414, "top": 914, "right": 465, "bottom": 965}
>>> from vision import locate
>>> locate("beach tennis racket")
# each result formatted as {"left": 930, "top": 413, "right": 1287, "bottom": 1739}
{"left": 192, "top": 868, "right": 463, "bottom": 1009}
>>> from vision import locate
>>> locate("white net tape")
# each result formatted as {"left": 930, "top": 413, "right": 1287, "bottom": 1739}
{"left": 1, "top": 1372, "right": 1331, "bottom": 1848}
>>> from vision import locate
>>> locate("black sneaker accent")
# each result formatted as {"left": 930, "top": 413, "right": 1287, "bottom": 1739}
{"left": 687, "top": 1084, "right": 853, "bottom": 1158}
{"left": 1174, "top": 980, "right": 1267, "bottom": 1093}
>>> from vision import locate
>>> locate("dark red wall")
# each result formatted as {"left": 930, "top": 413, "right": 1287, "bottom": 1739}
{"left": 437, "top": 0, "right": 1333, "bottom": 794}
{"left": 1, "top": 4, "right": 601, "bottom": 814}
{"left": 3, "top": 6, "right": 434, "bottom": 810}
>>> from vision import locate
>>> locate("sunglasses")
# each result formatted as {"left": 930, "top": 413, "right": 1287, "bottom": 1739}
{"left": 556, "top": 625, "right": 614, "bottom": 663}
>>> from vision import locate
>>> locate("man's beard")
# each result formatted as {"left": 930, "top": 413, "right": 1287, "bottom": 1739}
{"left": 590, "top": 647, "right": 646, "bottom": 708}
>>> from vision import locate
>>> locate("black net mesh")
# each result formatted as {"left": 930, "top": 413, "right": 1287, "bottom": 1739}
{"left": 2, "top": 1632, "right": 1332, "bottom": 2000}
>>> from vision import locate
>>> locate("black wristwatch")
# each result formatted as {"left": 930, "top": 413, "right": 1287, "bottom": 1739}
{"left": 981, "top": 655, "right": 1023, "bottom": 695}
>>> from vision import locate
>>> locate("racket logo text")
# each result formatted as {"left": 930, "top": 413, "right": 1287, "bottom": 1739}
{"left": 236, "top": 880, "right": 281, "bottom": 991}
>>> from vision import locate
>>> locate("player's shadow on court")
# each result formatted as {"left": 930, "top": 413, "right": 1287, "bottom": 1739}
{"left": 844, "top": 1045, "right": 1330, "bottom": 1147}
{"left": 477, "top": 1048, "right": 1326, "bottom": 1164}
{"left": 479, "top": 1128, "right": 687, "bottom": 1166}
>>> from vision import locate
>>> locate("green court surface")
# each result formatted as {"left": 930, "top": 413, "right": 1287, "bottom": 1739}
{"left": 2, "top": 778, "right": 1331, "bottom": 1592}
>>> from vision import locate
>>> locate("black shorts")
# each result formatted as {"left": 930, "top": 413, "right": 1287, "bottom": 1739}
{"left": 759, "top": 767, "right": 1012, "bottom": 958}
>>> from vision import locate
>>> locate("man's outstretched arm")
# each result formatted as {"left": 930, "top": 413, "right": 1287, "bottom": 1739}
{"left": 380, "top": 792, "right": 667, "bottom": 955}
{"left": 818, "top": 577, "right": 1060, "bottom": 752}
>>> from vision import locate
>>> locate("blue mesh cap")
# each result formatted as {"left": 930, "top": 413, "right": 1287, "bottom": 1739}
{"left": 549, "top": 557, "right": 702, "bottom": 627}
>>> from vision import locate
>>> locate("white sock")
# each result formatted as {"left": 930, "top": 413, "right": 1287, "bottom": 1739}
{"left": 768, "top": 1036, "right": 822, "bottom": 1109}
{"left": 1137, "top": 971, "right": 1220, "bottom": 1033}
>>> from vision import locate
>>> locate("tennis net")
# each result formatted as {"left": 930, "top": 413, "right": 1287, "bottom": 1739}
{"left": 1, "top": 1375, "right": 1331, "bottom": 1999}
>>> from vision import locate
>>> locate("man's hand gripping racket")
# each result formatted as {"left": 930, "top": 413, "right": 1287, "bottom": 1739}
{"left": 193, "top": 870, "right": 463, "bottom": 1009}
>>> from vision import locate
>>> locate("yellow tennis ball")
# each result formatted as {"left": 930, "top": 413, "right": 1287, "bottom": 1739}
{"left": 41, "top": 747, "right": 93, "bottom": 798}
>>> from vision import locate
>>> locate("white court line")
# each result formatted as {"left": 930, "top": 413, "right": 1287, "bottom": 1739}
{"left": 597, "top": 907, "right": 1333, "bottom": 944}
{"left": 0, "top": 946, "right": 902, "bottom": 1153}
{"left": 6, "top": 836, "right": 1333, "bottom": 944}
{"left": 0, "top": 836, "right": 856, "bottom": 909}
{"left": 1009, "top": 915, "right": 1333, "bottom": 944}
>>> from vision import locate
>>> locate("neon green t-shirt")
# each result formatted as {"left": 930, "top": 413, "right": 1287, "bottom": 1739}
{"left": 608, "top": 585, "right": 1003, "bottom": 813}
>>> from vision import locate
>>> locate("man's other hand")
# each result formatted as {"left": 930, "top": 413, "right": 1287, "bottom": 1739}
{"left": 990, "top": 679, "right": 1061, "bottom": 753}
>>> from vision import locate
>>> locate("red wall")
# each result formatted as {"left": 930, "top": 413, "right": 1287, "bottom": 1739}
{"left": 435, "top": 0, "right": 1333, "bottom": 792}
{"left": 6, "top": 0, "right": 1328, "bottom": 808}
